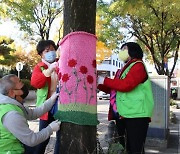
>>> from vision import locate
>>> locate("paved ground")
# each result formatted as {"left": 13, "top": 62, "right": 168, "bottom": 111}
{"left": 25, "top": 91, "right": 180, "bottom": 154}
{"left": 25, "top": 91, "right": 110, "bottom": 154}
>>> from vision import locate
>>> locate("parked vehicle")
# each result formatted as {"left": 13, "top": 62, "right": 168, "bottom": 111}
{"left": 97, "top": 91, "right": 110, "bottom": 100}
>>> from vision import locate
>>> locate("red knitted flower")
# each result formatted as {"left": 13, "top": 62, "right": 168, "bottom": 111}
{"left": 92, "top": 59, "right": 96, "bottom": 68}
{"left": 62, "top": 73, "right": 70, "bottom": 82}
{"left": 68, "top": 59, "right": 77, "bottom": 67}
{"left": 79, "top": 66, "right": 88, "bottom": 74}
{"left": 58, "top": 72, "right": 62, "bottom": 80}
{"left": 55, "top": 67, "right": 59, "bottom": 74}
{"left": 87, "top": 75, "right": 94, "bottom": 84}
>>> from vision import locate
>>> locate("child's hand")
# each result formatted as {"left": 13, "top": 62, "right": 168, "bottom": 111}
{"left": 49, "top": 62, "right": 58, "bottom": 72}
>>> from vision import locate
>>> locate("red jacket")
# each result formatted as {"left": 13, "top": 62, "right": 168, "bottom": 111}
{"left": 31, "top": 62, "right": 51, "bottom": 120}
{"left": 98, "top": 58, "right": 148, "bottom": 120}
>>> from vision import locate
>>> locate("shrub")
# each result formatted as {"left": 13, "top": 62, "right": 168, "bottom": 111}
{"left": 21, "top": 79, "right": 36, "bottom": 90}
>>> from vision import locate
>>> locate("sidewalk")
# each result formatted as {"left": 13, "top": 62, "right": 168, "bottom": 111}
{"left": 26, "top": 99, "right": 110, "bottom": 154}
{"left": 145, "top": 101, "right": 180, "bottom": 154}
{"left": 25, "top": 91, "right": 110, "bottom": 154}
{"left": 25, "top": 91, "right": 180, "bottom": 153}
{"left": 145, "top": 100, "right": 180, "bottom": 154}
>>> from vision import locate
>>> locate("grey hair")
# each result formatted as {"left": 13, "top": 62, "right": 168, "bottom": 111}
{"left": 0, "top": 74, "right": 16, "bottom": 95}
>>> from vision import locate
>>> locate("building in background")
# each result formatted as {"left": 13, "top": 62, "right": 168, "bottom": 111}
{"left": 97, "top": 53, "right": 159, "bottom": 78}
{"left": 97, "top": 53, "right": 124, "bottom": 79}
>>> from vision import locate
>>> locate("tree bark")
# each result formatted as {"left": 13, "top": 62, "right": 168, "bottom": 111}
{"left": 63, "top": 0, "right": 96, "bottom": 35}
{"left": 60, "top": 0, "right": 97, "bottom": 154}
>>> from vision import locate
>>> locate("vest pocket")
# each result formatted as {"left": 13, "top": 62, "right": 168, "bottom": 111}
{"left": 118, "top": 99, "right": 145, "bottom": 116}
{"left": 36, "top": 91, "right": 48, "bottom": 107}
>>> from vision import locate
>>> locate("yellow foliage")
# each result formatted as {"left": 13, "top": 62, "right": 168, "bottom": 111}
{"left": 10, "top": 44, "right": 41, "bottom": 69}
{"left": 0, "top": 55, "right": 4, "bottom": 60}
{"left": 96, "top": 15, "right": 105, "bottom": 37}
{"left": 96, "top": 15, "right": 112, "bottom": 64}
{"left": 53, "top": 19, "right": 63, "bottom": 43}
{"left": 96, "top": 41, "right": 112, "bottom": 64}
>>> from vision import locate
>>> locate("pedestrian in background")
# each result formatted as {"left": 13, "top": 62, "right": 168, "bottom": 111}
{"left": 31, "top": 40, "right": 60, "bottom": 154}
{"left": 171, "top": 88, "right": 177, "bottom": 100}
{"left": 0, "top": 74, "right": 60, "bottom": 154}
{"left": 98, "top": 42, "right": 154, "bottom": 154}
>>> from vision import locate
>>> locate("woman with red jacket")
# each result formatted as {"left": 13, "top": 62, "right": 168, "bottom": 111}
{"left": 31, "top": 40, "right": 60, "bottom": 154}
{"left": 98, "top": 42, "right": 154, "bottom": 154}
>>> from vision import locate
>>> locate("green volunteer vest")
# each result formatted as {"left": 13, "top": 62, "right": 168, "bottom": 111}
{"left": 36, "top": 66, "right": 48, "bottom": 107}
{"left": 116, "top": 61, "right": 154, "bottom": 118}
{"left": 0, "top": 104, "right": 25, "bottom": 154}
{"left": 36, "top": 85, "right": 48, "bottom": 107}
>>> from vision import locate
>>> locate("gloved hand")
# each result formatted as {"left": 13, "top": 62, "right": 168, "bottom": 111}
{"left": 43, "top": 62, "right": 58, "bottom": 77}
{"left": 49, "top": 62, "right": 58, "bottom": 73}
{"left": 49, "top": 120, "right": 61, "bottom": 132}
{"left": 97, "top": 76, "right": 105, "bottom": 85}
{"left": 50, "top": 92, "right": 59, "bottom": 104}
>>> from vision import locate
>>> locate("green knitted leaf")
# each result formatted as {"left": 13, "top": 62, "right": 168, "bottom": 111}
{"left": 54, "top": 111, "right": 99, "bottom": 126}
{"left": 58, "top": 103, "right": 97, "bottom": 113}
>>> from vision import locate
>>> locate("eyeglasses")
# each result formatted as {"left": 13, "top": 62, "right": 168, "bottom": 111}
{"left": 13, "top": 89, "right": 22, "bottom": 92}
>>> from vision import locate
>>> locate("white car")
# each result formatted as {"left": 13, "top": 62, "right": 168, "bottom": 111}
{"left": 97, "top": 91, "right": 110, "bottom": 100}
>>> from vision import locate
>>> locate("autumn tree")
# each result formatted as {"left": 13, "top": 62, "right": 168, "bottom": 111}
{"left": 98, "top": 0, "right": 180, "bottom": 78}
{"left": 97, "top": 0, "right": 124, "bottom": 51}
{"left": 0, "top": 36, "right": 39, "bottom": 77}
{"left": 96, "top": 41, "right": 112, "bottom": 64}
{"left": 12, "top": 45, "right": 41, "bottom": 70}
{"left": 0, "top": 36, "right": 16, "bottom": 66}
{"left": 3, "top": 43, "right": 40, "bottom": 79}
{"left": 96, "top": 14, "right": 113, "bottom": 63}
{"left": 1, "top": 0, "right": 63, "bottom": 40}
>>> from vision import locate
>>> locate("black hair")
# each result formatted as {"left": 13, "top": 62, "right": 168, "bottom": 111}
{"left": 36, "top": 40, "right": 58, "bottom": 55}
{"left": 121, "top": 42, "right": 143, "bottom": 59}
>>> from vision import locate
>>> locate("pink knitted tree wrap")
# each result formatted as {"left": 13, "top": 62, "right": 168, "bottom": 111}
{"left": 55, "top": 31, "right": 98, "bottom": 125}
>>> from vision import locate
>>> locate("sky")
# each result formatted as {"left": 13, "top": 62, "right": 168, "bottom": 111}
{"left": 0, "top": 18, "right": 60, "bottom": 53}
{"left": 0, "top": 1, "right": 179, "bottom": 74}
{"left": 0, "top": 20, "right": 20, "bottom": 38}
{"left": 0, "top": 20, "right": 33, "bottom": 52}
{"left": 0, "top": 0, "right": 110, "bottom": 40}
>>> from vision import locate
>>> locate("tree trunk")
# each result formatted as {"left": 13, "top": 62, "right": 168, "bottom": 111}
{"left": 63, "top": 0, "right": 96, "bottom": 36}
{"left": 59, "top": 0, "right": 97, "bottom": 154}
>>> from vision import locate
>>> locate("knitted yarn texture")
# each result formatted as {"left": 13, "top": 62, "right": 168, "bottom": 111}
{"left": 54, "top": 31, "right": 98, "bottom": 125}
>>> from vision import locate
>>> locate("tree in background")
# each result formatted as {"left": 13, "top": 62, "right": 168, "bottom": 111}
{"left": 96, "top": 41, "right": 112, "bottom": 64}
{"left": 97, "top": 0, "right": 124, "bottom": 51}
{"left": 10, "top": 63, "right": 32, "bottom": 79}
{"left": 96, "top": 15, "right": 113, "bottom": 64}
{"left": 0, "top": 36, "right": 16, "bottom": 66}
{"left": 98, "top": 0, "right": 180, "bottom": 78}
{"left": 11, "top": 50, "right": 41, "bottom": 80}
{"left": 12, "top": 45, "right": 41, "bottom": 70}
{"left": 0, "top": 39, "right": 41, "bottom": 79}
{"left": 1, "top": 0, "right": 63, "bottom": 40}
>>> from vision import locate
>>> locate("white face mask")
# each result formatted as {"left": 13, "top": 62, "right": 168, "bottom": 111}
{"left": 118, "top": 49, "right": 129, "bottom": 62}
{"left": 44, "top": 51, "right": 56, "bottom": 63}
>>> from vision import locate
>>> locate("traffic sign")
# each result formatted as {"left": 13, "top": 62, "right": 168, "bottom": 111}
{"left": 16, "top": 62, "right": 23, "bottom": 72}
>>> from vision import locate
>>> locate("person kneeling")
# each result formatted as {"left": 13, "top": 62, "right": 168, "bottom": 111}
{"left": 0, "top": 74, "right": 61, "bottom": 154}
